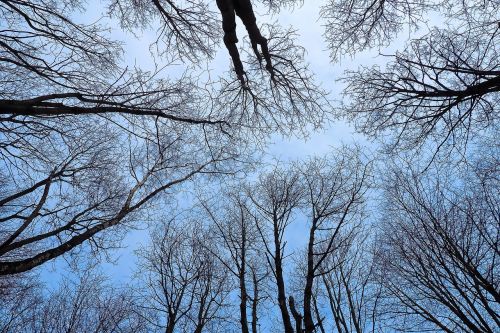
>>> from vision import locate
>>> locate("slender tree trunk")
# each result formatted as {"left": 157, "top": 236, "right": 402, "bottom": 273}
{"left": 239, "top": 219, "right": 250, "bottom": 333}
{"left": 165, "top": 320, "right": 175, "bottom": 333}
{"left": 251, "top": 270, "right": 259, "bottom": 333}
{"left": 273, "top": 218, "right": 294, "bottom": 333}
{"left": 194, "top": 285, "right": 209, "bottom": 333}
{"left": 303, "top": 224, "right": 316, "bottom": 333}
{"left": 289, "top": 296, "right": 303, "bottom": 333}
{"left": 239, "top": 268, "right": 250, "bottom": 333}
{"left": 165, "top": 310, "right": 177, "bottom": 333}
{"left": 313, "top": 295, "right": 326, "bottom": 333}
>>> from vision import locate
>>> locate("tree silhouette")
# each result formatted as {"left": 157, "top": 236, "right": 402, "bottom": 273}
{"left": 135, "top": 219, "right": 231, "bottom": 333}
{"left": 1, "top": 270, "right": 147, "bottom": 333}
{"left": 0, "top": 0, "right": 328, "bottom": 275}
{"left": 216, "top": 0, "right": 273, "bottom": 84}
{"left": 323, "top": 0, "right": 499, "bottom": 155}
{"left": 376, "top": 158, "right": 500, "bottom": 332}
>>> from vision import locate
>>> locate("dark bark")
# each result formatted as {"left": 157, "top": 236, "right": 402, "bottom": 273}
{"left": 239, "top": 257, "right": 249, "bottom": 333}
{"left": 289, "top": 296, "right": 303, "bottom": 333}
{"left": 0, "top": 165, "right": 207, "bottom": 275}
{"left": 0, "top": 99, "right": 225, "bottom": 126}
{"left": 250, "top": 269, "right": 259, "bottom": 333}
{"left": 302, "top": 221, "right": 316, "bottom": 333}
{"left": 165, "top": 314, "right": 176, "bottom": 333}
{"left": 313, "top": 295, "right": 326, "bottom": 333}
{"left": 273, "top": 217, "right": 294, "bottom": 333}
{"left": 216, "top": 0, "right": 272, "bottom": 82}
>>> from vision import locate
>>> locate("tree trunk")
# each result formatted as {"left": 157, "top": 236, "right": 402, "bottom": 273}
{"left": 289, "top": 296, "right": 303, "bottom": 333}
{"left": 251, "top": 270, "right": 259, "bottom": 333}
{"left": 239, "top": 269, "right": 250, "bottom": 333}
{"left": 273, "top": 218, "right": 294, "bottom": 333}
{"left": 303, "top": 225, "right": 316, "bottom": 333}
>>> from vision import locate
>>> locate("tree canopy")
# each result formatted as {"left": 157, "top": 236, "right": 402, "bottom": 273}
{"left": 0, "top": 0, "right": 499, "bottom": 332}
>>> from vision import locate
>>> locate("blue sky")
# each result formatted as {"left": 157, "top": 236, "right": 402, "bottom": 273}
{"left": 40, "top": 0, "right": 414, "bottom": 289}
{"left": 4, "top": 2, "right": 492, "bottom": 332}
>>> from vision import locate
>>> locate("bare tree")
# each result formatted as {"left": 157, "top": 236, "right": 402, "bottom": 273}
{"left": 213, "top": 23, "right": 330, "bottom": 137}
{"left": 0, "top": 120, "right": 234, "bottom": 275}
{"left": 33, "top": 271, "right": 147, "bottom": 333}
{"left": 0, "top": 0, "right": 226, "bottom": 276}
{"left": 0, "top": 0, "right": 224, "bottom": 123}
{"left": 375, "top": 159, "right": 500, "bottom": 332}
{"left": 247, "top": 166, "right": 303, "bottom": 333}
{"left": 321, "top": 0, "right": 499, "bottom": 155}
{"left": 1, "top": 0, "right": 328, "bottom": 131}
{"left": 340, "top": 25, "right": 499, "bottom": 154}
{"left": 108, "top": 0, "right": 219, "bottom": 62}
{"left": 0, "top": 270, "right": 146, "bottom": 333}
{"left": 0, "top": 273, "right": 43, "bottom": 333}
{"left": 318, "top": 227, "right": 381, "bottom": 333}
{"left": 321, "top": 0, "right": 434, "bottom": 61}
{"left": 299, "top": 149, "right": 372, "bottom": 333}
{"left": 0, "top": 0, "right": 331, "bottom": 276}
{"left": 238, "top": 146, "right": 371, "bottom": 333}
{"left": 248, "top": 257, "right": 269, "bottom": 333}
{"left": 216, "top": 0, "right": 273, "bottom": 84}
{"left": 200, "top": 190, "right": 267, "bottom": 333}
{"left": 321, "top": 0, "right": 498, "bottom": 60}
{"left": 135, "top": 219, "right": 231, "bottom": 333}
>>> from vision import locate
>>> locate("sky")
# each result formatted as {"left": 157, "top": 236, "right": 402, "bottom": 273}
{"left": 40, "top": 0, "right": 412, "bottom": 288}
{"left": 4, "top": 2, "right": 495, "bottom": 332}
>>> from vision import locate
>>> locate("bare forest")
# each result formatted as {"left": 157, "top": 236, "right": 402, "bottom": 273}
{"left": 0, "top": 0, "right": 498, "bottom": 332}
